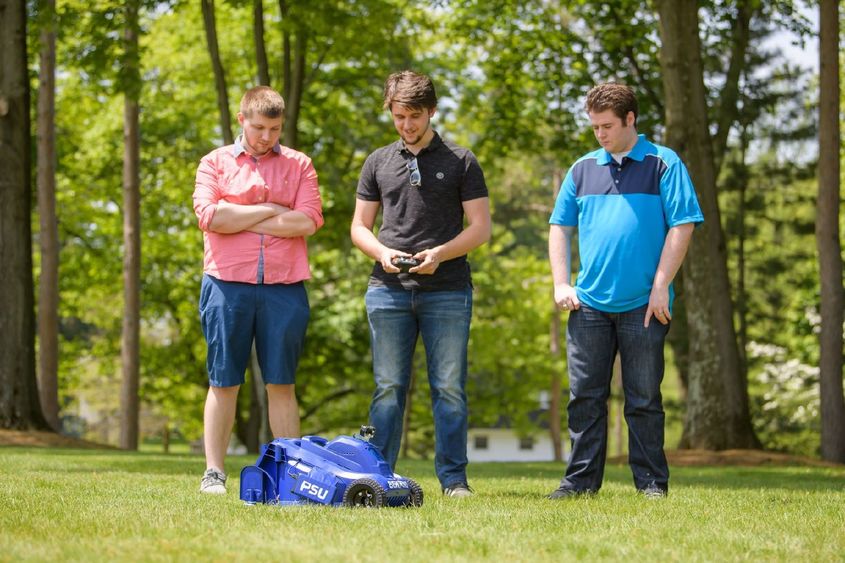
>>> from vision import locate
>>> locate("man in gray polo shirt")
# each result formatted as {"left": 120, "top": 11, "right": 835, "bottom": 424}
{"left": 351, "top": 70, "right": 491, "bottom": 498}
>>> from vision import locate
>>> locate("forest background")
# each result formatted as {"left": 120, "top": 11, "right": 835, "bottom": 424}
{"left": 2, "top": 0, "right": 843, "bottom": 463}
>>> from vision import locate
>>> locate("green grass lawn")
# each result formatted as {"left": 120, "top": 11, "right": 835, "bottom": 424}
{"left": 1, "top": 447, "right": 843, "bottom": 562}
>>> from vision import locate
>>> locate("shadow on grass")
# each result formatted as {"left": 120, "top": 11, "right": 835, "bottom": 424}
{"left": 460, "top": 461, "right": 845, "bottom": 493}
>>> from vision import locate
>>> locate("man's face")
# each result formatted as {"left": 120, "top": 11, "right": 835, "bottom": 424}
{"left": 588, "top": 109, "right": 637, "bottom": 154}
{"left": 391, "top": 104, "right": 435, "bottom": 147}
{"left": 238, "top": 112, "right": 283, "bottom": 155}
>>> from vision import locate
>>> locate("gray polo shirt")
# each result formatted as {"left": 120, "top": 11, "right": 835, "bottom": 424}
{"left": 356, "top": 132, "right": 488, "bottom": 291}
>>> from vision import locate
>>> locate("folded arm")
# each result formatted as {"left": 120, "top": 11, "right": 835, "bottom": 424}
{"left": 207, "top": 200, "right": 283, "bottom": 234}
{"left": 247, "top": 208, "right": 317, "bottom": 237}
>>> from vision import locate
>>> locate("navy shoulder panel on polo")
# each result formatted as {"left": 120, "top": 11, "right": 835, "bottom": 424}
{"left": 570, "top": 136, "right": 668, "bottom": 198}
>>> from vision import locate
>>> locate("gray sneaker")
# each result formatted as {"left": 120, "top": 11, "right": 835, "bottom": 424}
{"left": 443, "top": 483, "right": 473, "bottom": 498}
{"left": 638, "top": 483, "right": 667, "bottom": 499}
{"left": 200, "top": 468, "right": 227, "bottom": 494}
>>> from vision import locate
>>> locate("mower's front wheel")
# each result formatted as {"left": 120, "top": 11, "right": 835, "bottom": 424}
{"left": 342, "top": 478, "right": 386, "bottom": 508}
{"left": 404, "top": 478, "right": 424, "bottom": 507}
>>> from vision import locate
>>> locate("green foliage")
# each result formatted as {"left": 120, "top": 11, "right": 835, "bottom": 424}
{"left": 29, "top": 0, "right": 836, "bottom": 458}
{"left": 1, "top": 448, "right": 845, "bottom": 561}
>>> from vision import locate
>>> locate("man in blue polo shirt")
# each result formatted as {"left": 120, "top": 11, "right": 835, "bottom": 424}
{"left": 547, "top": 83, "right": 703, "bottom": 499}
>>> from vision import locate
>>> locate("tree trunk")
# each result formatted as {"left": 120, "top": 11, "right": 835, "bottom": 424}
{"left": 549, "top": 308, "right": 563, "bottom": 462}
{"left": 665, "top": 277, "right": 689, "bottom": 401}
{"left": 613, "top": 355, "right": 623, "bottom": 457}
{"left": 655, "top": 0, "right": 759, "bottom": 450}
{"left": 549, "top": 168, "right": 564, "bottom": 462}
{"left": 201, "top": 0, "right": 233, "bottom": 145}
{"left": 400, "top": 354, "right": 417, "bottom": 459}
{"left": 279, "top": 0, "right": 291, "bottom": 102}
{"left": 712, "top": 0, "right": 752, "bottom": 173}
{"left": 252, "top": 349, "right": 271, "bottom": 443}
{"left": 245, "top": 346, "right": 270, "bottom": 452}
{"left": 736, "top": 127, "right": 750, "bottom": 366}
{"left": 0, "top": 0, "right": 49, "bottom": 430}
{"left": 282, "top": 32, "right": 306, "bottom": 149}
{"left": 36, "top": 0, "right": 60, "bottom": 431}
{"left": 119, "top": 0, "right": 141, "bottom": 450}
{"left": 817, "top": 0, "right": 845, "bottom": 463}
{"left": 253, "top": 0, "right": 270, "bottom": 86}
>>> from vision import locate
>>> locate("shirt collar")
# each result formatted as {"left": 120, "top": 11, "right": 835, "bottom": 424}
{"left": 396, "top": 131, "right": 443, "bottom": 155}
{"left": 232, "top": 135, "right": 282, "bottom": 158}
{"left": 596, "top": 133, "right": 647, "bottom": 165}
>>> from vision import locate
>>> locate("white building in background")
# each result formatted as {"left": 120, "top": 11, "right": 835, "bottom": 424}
{"left": 467, "top": 427, "right": 560, "bottom": 462}
{"left": 467, "top": 392, "right": 568, "bottom": 463}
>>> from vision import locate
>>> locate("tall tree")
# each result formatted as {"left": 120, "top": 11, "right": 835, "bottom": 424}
{"left": 816, "top": 0, "right": 845, "bottom": 463}
{"left": 201, "top": 0, "right": 233, "bottom": 144}
{"left": 654, "top": 0, "right": 759, "bottom": 449}
{"left": 36, "top": 0, "right": 61, "bottom": 431}
{"left": 119, "top": 0, "right": 142, "bottom": 450}
{"left": 0, "top": 0, "right": 49, "bottom": 430}
{"left": 278, "top": 0, "right": 305, "bottom": 149}
{"left": 254, "top": 0, "right": 270, "bottom": 86}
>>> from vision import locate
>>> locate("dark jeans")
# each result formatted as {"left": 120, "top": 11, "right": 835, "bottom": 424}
{"left": 365, "top": 285, "right": 473, "bottom": 488}
{"left": 560, "top": 304, "right": 670, "bottom": 492}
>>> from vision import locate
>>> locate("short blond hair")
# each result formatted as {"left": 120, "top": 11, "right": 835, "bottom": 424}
{"left": 240, "top": 86, "right": 285, "bottom": 118}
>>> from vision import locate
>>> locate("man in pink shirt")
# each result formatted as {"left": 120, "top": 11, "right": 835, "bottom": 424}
{"left": 192, "top": 86, "right": 323, "bottom": 494}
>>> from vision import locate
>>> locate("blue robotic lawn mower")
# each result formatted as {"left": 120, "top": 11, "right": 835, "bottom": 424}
{"left": 239, "top": 425, "right": 424, "bottom": 508}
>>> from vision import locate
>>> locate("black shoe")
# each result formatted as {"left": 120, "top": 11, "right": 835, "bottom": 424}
{"left": 548, "top": 486, "right": 593, "bottom": 500}
{"left": 638, "top": 483, "right": 667, "bottom": 499}
{"left": 443, "top": 482, "right": 474, "bottom": 498}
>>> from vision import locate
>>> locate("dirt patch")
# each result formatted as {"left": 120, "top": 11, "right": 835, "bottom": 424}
{"left": 0, "top": 429, "right": 115, "bottom": 449}
{"left": 609, "top": 448, "right": 842, "bottom": 468}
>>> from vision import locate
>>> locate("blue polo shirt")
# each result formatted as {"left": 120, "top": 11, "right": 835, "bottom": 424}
{"left": 549, "top": 134, "right": 704, "bottom": 313}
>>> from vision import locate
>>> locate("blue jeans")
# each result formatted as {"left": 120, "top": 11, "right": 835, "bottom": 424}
{"left": 365, "top": 285, "right": 472, "bottom": 488}
{"left": 561, "top": 304, "right": 670, "bottom": 492}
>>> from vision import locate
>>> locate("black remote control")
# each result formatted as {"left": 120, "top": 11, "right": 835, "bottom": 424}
{"left": 391, "top": 256, "right": 420, "bottom": 273}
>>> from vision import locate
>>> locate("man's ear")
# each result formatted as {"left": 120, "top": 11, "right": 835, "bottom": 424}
{"left": 237, "top": 112, "right": 245, "bottom": 127}
{"left": 429, "top": 106, "right": 437, "bottom": 118}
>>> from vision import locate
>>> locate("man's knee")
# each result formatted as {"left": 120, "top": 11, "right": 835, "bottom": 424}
{"left": 266, "top": 383, "right": 296, "bottom": 401}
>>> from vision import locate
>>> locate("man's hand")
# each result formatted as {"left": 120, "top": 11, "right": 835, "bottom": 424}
{"left": 554, "top": 283, "right": 580, "bottom": 312}
{"left": 645, "top": 285, "right": 671, "bottom": 327}
{"left": 379, "top": 248, "right": 411, "bottom": 273}
{"left": 409, "top": 247, "right": 443, "bottom": 275}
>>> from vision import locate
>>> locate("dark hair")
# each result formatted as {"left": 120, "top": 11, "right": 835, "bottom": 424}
{"left": 240, "top": 86, "right": 285, "bottom": 118}
{"left": 585, "top": 83, "right": 638, "bottom": 126}
{"left": 383, "top": 71, "right": 437, "bottom": 110}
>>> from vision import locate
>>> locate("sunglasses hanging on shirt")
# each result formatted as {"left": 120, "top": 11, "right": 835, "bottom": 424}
{"left": 406, "top": 156, "right": 421, "bottom": 187}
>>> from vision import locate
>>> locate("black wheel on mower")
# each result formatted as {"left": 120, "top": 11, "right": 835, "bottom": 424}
{"left": 342, "top": 478, "right": 386, "bottom": 507}
{"left": 404, "top": 478, "right": 424, "bottom": 507}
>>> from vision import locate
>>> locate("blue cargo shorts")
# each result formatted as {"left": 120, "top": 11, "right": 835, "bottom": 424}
{"left": 199, "top": 274, "right": 310, "bottom": 388}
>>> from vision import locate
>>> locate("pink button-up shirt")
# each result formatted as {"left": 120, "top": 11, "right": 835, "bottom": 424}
{"left": 193, "top": 140, "right": 324, "bottom": 284}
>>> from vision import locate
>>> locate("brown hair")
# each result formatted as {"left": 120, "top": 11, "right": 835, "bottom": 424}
{"left": 240, "top": 86, "right": 285, "bottom": 118}
{"left": 585, "top": 83, "right": 638, "bottom": 126}
{"left": 383, "top": 71, "right": 437, "bottom": 110}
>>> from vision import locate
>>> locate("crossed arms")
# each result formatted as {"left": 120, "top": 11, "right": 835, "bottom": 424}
{"left": 208, "top": 200, "right": 317, "bottom": 238}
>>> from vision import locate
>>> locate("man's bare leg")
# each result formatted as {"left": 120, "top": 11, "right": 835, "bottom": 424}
{"left": 266, "top": 383, "right": 300, "bottom": 438}
{"left": 203, "top": 385, "right": 240, "bottom": 471}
